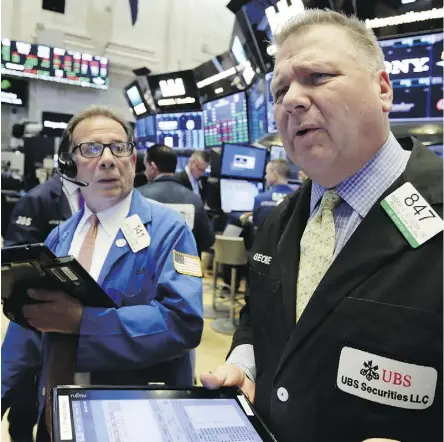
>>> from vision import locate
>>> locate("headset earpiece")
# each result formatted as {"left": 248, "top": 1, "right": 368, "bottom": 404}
{"left": 57, "top": 130, "right": 77, "bottom": 179}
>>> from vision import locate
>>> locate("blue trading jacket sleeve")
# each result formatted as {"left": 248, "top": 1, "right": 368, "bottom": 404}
{"left": 76, "top": 222, "right": 204, "bottom": 372}
{"left": 1, "top": 322, "right": 42, "bottom": 415}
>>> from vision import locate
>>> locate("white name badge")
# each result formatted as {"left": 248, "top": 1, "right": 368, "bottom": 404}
{"left": 381, "top": 182, "right": 443, "bottom": 248}
{"left": 337, "top": 346, "right": 437, "bottom": 410}
{"left": 120, "top": 214, "right": 150, "bottom": 253}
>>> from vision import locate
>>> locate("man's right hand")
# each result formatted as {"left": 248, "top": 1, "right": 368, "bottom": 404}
{"left": 200, "top": 364, "right": 256, "bottom": 403}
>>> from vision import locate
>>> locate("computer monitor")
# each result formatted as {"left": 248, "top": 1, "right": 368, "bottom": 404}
{"left": 269, "top": 145, "right": 299, "bottom": 181}
{"left": 378, "top": 32, "right": 443, "bottom": 121}
{"left": 176, "top": 155, "right": 190, "bottom": 172}
{"left": 265, "top": 72, "right": 277, "bottom": 134}
{"left": 209, "top": 147, "right": 222, "bottom": 178}
{"left": 221, "top": 143, "right": 267, "bottom": 180}
{"left": 125, "top": 81, "right": 150, "bottom": 118}
{"left": 155, "top": 112, "right": 204, "bottom": 150}
{"left": 220, "top": 178, "right": 264, "bottom": 212}
{"left": 41, "top": 111, "right": 73, "bottom": 137}
{"left": 203, "top": 91, "right": 249, "bottom": 147}
{"left": 247, "top": 76, "right": 267, "bottom": 143}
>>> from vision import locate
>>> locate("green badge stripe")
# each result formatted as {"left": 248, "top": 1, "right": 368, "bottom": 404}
{"left": 381, "top": 199, "right": 419, "bottom": 248}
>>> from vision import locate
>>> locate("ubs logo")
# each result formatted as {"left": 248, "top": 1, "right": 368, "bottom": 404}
{"left": 360, "top": 360, "right": 379, "bottom": 381}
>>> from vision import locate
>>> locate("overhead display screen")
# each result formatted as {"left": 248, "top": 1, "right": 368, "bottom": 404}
{"left": 135, "top": 115, "right": 157, "bottom": 149}
{"left": 265, "top": 72, "right": 277, "bottom": 134}
{"left": 1, "top": 77, "right": 28, "bottom": 106}
{"left": 379, "top": 32, "right": 443, "bottom": 121}
{"left": 1, "top": 39, "right": 109, "bottom": 90}
{"left": 203, "top": 91, "right": 248, "bottom": 147}
{"left": 41, "top": 111, "right": 73, "bottom": 137}
{"left": 155, "top": 112, "right": 204, "bottom": 150}
{"left": 247, "top": 76, "right": 267, "bottom": 142}
{"left": 148, "top": 69, "right": 201, "bottom": 112}
{"left": 125, "top": 81, "right": 151, "bottom": 118}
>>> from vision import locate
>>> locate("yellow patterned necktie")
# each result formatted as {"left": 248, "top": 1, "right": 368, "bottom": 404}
{"left": 296, "top": 189, "right": 341, "bottom": 322}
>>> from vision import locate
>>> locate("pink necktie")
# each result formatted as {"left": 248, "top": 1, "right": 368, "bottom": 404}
{"left": 76, "top": 214, "right": 99, "bottom": 272}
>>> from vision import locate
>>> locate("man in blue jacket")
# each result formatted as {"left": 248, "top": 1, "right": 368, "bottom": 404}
{"left": 1, "top": 106, "right": 204, "bottom": 442}
{"left": 252, "top": 159, "right": 294, "bottom": 227}
{"left": 138, "top": 144, "right": 215, "bottom": 255}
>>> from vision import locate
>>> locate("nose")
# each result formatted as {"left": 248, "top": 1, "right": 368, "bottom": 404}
{"left": 98, "top": 146, "right": 117, "bottom": 169}
{"left": 282, "top": 81, "right": 311, "bottom": 114}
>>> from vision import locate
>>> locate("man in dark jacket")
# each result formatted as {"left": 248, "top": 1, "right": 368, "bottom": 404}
{"left": 3, "top": 174, "right": 78, "bottom": 442}
{"left": 174, "top": 150, "right": 210, "bottom": 199}
{"left": 201, "top": 9, "right": 442, "bottom": 442}
{"left": 138, "top": 144, "right": 215, "bottom": 255}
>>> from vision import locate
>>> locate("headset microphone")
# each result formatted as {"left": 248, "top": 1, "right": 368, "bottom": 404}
{"left": 56, "top": 171, "right": 89, "bottom": 187}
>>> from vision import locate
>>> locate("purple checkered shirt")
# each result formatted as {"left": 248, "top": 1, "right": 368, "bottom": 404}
{"left": 227, "top": 132, "right": 411, "bottom": 382}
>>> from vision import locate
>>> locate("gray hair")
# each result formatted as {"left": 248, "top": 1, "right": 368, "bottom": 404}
{"left": 268, "top": 159, "right": 289, "bottom": 178}
{"left": 62, "top": 105, "right": 133, "bottom": 152}
{"left": 272, "top": 9, "right": 385, "bottom": 72}
{"left": 190, "top": 150, "right": 210, "bottom": 163}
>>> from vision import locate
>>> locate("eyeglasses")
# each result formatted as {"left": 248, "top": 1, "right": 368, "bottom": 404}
{"left": 72, "top": 142, "right": 134, "bottom": 158}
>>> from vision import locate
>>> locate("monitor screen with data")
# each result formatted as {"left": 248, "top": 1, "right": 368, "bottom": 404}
{"left": 155, "top": 112, "right": 204, "bottom": 150}
{"left": 135, "top": 115, "right": 157, "bottom": 149}
{"left": 52, "top": 387, "right": 274, "bottom": 442}
{"left": 203, "top": 92, "right": 249, "bottom": 147}
{"left": 220, "top": 179, "right": 263, "bottom": 213}
{"left": 1, "top": 38, "right": 109, "bottom": 90}
{"left": 221, "top": 144, "right": 267, "bottom": 180}
{"left": 379, "top": 32, "right": 443, "bottom": 121}
{"left": 247, "top": 77, "right": 267, "bottom": 142}
{"left": 265, "top": 72, "right": 277, "bottom": 133}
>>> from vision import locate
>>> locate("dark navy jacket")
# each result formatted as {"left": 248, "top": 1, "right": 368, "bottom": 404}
{"left": 253, "top": 184, "right": 294, "bottom": 228}
{"left": 138, "top": 175, "right": 215, "bottom": 254}
{"left": 3, "top": 175, "right": 72, "bottom": 247}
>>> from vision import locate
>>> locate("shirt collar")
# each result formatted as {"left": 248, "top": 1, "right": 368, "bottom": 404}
{"left": 185, "top": 165, "right": 196, "bottom": 183}
{"left": 310, "top": 132, "right": 410, "bottom": 218}
{"left": 61, "top": 178, "right": 79, "bottom": 196}
{"left": 78, "top": 191, "right": 133, "bottom": 237}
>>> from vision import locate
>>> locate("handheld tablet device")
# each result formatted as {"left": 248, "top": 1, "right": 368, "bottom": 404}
{"left": 1, "top": 243, "right": 117, "bottom": 329}
{"left": 52, "top": 385, "right": 277, "bottom": 442}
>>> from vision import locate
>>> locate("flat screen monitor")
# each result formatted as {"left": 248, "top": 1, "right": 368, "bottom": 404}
{"left": 209, "top": 147, "right": 222, "bottom": 178}
{"left": 221, "top": 143, "right": 267, "bottom": 180}
{"left": 155, "top": 112, "right": 204, "bottom": 150}
{"left": 203, "top": 91, "right": 249, "bottom": 147}
{"left": 269, "top": 145, "right": 299, "bottom": 181}
{"left": 148, "top": 69, "right": 201, "bottom": 112}
{"left": 220, "top": 178, "right": 264, "bottom": 212}
{"left": 135, "top": 115, "right": 156, "bottom": 149}
{"left": 1, "top": 38, "right": 109, "bottom": 90}
{"left": 194, "top": 51, "right": 243, "bottom": 103}
{"left": 379, "top": 32, "right": 443, "bottom": 121}
{"left": 41, "top": 111, "right": 73, "bottom": 137}
{"left": 1, "top": 77, "right": 28, "bottom": 106}
{"left": 176, "top": 155, "right": 190, "bottom": 172}
{"left": 265, "top": 72, "right": 277, "bottom": 133}
{"left": 125, "top": 81, "right": 150, "bottom": 118}
{"left": 247, "top": 76, "right": 267, "bottom": 142}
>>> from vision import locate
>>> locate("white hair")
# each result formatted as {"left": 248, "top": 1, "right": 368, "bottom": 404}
{"left": 272, "top": 9, "right": 385, "bottom": 72}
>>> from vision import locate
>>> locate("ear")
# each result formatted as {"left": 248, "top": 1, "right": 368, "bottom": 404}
{"left": 377, "top": 70, "right": 393, "bottom": 114}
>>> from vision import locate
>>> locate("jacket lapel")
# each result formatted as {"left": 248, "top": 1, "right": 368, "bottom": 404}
{"left": 275, "top": 144, "right": 443, "bottom": 376}
{"left": 97, "top": 191, "right": 152, "bottom": 285}
{"left": 277, "top": 181, "right": 312, "bottom": 332}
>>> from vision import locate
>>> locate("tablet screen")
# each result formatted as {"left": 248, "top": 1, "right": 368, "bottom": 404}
{"left": 56, "top": 389, "right": 268, "bottom": 442}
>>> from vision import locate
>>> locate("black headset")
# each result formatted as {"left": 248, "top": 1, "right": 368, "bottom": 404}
{"left": 57, "top": 129, "right": 79, "bottom": 180}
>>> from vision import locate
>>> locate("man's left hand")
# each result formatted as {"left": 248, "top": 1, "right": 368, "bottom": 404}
{"left": 23, "top": 289, "right": 83, "bottom": 334}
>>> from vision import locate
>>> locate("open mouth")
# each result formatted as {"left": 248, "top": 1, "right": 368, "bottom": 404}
{"left": 296, "top": 128, "right": 318, "bottom": 137}
{"left": 98, "top": 178, "right": 118, "bottom": 183}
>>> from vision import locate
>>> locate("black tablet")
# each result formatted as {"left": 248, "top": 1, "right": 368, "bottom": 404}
{"left": 52, "top": 386, "right": 277, "bottom": 442}
{"left": 2, "top": 243, "right": 117, "bottom": 329}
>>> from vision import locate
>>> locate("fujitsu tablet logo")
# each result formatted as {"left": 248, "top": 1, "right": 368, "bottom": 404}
{"left": 384, "top": 57, "right": 429, "bottom": 75}
{"left": 70, "top": 392, "right": 87, "bottom": 399}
